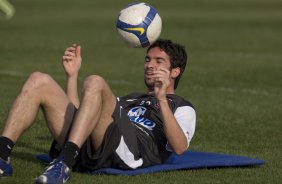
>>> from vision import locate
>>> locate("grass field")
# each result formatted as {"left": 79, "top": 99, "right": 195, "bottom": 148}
{"left": 0, "top": 0, "right": 282, "bottom": 183}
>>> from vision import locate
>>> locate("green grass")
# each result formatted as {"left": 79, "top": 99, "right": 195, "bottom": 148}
{"left": 0, "top": 0, "right": 282, "bottom": 183}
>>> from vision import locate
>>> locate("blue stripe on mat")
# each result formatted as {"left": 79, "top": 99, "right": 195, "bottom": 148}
{"left": 36, "top": 150, "right": 264, "bottom": 176}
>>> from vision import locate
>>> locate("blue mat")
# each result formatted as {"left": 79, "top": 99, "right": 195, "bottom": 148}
{"left": 36, "top": 151, "right": 264, "bottom": 176}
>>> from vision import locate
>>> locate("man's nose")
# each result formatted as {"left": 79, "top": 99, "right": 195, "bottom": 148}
{"left": 146, "top": 60, "right": 156, "bottom": 69}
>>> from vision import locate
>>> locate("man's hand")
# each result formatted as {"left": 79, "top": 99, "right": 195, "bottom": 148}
{"left": 62, "top": 44, "right": 82, "bottom": 77}
{"left": 153, "top": 67, "right": 171, "bottom": 101}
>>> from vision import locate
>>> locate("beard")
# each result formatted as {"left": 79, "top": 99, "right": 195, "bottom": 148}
{"left": 144, "top": 77, "right": 155, "bottom": 91}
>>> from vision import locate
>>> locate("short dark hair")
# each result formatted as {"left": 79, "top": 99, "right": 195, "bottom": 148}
{"left": 147, "top": 39, "right": 188, "bottom": 89}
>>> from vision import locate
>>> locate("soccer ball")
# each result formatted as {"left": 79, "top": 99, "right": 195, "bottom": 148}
{"left": 116, "top": 2, "right": 162, "bottom": 48}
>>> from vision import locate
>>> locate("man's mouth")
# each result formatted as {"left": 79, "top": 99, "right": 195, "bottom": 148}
{"left": 145, "top": 70, "right": 154, "bottom": 78}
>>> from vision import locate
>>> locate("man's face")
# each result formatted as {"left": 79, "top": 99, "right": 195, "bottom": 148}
{"left": 144, "top": 47, "right": 171, "bottom": 90}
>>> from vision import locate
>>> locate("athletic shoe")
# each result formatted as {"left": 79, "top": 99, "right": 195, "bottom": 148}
{"left": 36, "top": 158, "right": 70, "bottom": 184}
{"left": 0, "top": 157, "right": 13, "bottom": 176}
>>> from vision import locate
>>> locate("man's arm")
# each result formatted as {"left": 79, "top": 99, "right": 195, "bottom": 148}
{"left": 153, "top": 68, "right": 188, "bottom": 154}
{"left": 62, "top": 44, "right": 82, "bottom": 108}
{"left": 159, "top": 99, "right": 188, "bottom": 154}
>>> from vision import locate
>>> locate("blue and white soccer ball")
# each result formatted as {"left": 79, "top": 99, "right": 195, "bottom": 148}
{"left": 116, "top": 2, "right": 162, "bottom": 48}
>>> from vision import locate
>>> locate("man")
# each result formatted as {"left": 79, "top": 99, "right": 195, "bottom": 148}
{"left": 0, "top": 39, "right": 196, "bottom": 183}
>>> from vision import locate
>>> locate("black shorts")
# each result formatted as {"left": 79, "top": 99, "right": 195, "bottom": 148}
{"left": 49, "top": 100, "right": 167, "bottom": 171}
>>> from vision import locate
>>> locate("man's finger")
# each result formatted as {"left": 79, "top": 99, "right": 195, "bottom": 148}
{"left": 64, "top": 51, "right": 75, "bottom": 56}
{"left": 62, "top": 56, "right": 73, "bottom": 61}
{"left": 76, "top": 45, "right": 81, "bottom": 57}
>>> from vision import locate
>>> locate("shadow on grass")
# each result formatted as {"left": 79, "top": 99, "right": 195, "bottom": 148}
{"left": 16, "top": 139, "right": 50, "bottom": 154}
{"left": 11, "top": 151, "right": 46, "bottom": 166}
{"left": 12, "top": 135, "right": 52, "bottom": 165}
{"left": 9, "top": 131, "right": 58, "bottom": 168}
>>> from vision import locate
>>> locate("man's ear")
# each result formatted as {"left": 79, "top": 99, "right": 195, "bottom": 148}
{"left": 171, "top": 67, "right": 181, "bottom": 79}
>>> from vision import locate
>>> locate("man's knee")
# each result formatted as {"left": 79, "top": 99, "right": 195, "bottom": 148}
{"left": 82, "top": 75, "right": 105, "bottom": 94}
{"left": 24, "top": 72, "right": 53, "bottom": 90}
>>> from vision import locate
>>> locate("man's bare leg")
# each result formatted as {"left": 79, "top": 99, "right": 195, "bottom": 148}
{"left": 1, "top": 72, "right": 75, "bottom": 146}
{"left": 0, "top": 72, "right": 76, "bottom": 177}
{"left": 67, "top": 75, "right": 116, "bottom": 149}
{"left": 36, "top": 75, "right": 117, "bottom": 183}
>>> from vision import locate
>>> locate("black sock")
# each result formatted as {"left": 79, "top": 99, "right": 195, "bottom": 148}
{"left": 58, "top": 141, "right": 79, "bottom": 169}
{"left": 0, "top": 136, "right": 15, "bottom": 161}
